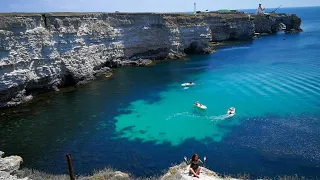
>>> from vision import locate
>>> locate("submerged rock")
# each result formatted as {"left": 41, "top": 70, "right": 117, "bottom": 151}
{"left": 136, "top": 59, "right": 153, "bottom": 66}
{"left": 285, "top": 28, "right": 303, "bottom": 34}
{"left": 5, "top": 90, "right": 33, "bottom": 107}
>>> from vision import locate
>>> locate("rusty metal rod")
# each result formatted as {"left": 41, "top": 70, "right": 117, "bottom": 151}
{"left": 66, "top": 154, "right": 76, "bottom": 180}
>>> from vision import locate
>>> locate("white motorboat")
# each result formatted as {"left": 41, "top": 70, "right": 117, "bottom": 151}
{"left": 194, "top": 102, "right": 207, "bottom": 110}
{"left": 181, "top": 82, "right": 196, "bottom": 87}
{"left": 227, "top": 107, "right": 236, "bottom": 117}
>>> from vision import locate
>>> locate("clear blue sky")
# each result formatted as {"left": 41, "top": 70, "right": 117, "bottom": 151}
{"left": 0, "top": 0, "right": 319, "bottom": 12}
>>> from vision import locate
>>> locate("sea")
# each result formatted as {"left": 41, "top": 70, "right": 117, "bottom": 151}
{"left": 0, "top": 6, "right": 320, "bottom": 179}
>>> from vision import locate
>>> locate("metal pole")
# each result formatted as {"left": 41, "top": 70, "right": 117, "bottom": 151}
{"left": 66, "top": 154, "right": 76, "bottom": 180}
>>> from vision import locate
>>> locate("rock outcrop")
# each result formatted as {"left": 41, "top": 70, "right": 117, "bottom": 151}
{"left": 161, "top": 163, "right": 238, "bottom": 180}
{"left": 252, "top": 13, "right": 302, "bottom": 34}
{"left": 0, "top": 12, "right": 302, "bottom": 108}
{"left": 0, "top": 151, "right": 28, "bottom": 180}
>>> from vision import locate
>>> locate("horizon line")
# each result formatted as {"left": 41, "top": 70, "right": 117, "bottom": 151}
{"left": 0, "top": 5, "right": 318, "bottom": 14}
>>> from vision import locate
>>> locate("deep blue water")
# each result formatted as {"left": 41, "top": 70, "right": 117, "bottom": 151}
{"left": 1, "top": 7, "right": 320, "bottom": 179}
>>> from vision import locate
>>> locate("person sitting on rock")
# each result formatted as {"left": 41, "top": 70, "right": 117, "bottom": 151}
{"left": 184, "top": 154, "right": 206, "bottom": 178}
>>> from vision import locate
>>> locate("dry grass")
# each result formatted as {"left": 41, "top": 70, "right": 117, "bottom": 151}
{"left": 235, "top": 173, "right": 250, "bottom": 180}
{"left": 15, "top": 168, "right": 311, "bottom": 180}
{"left": 16, "top": 167, "right": 161, "bottom": 180}
{"left": 16, "top": 168, "right": 70, "bottom": 180}
{"left": 81, "top": 167, "right": 129, "bottom": 180}
{"left": 15, "top": 164, "right": 311, "bottom": 180}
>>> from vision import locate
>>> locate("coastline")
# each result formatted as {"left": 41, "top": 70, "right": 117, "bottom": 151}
{"left": 0, "top": 39, "right": 251, "bottom": 118}
{"left": 1, "top": 150, "right": 308, "bottom": 180}
{"left": 0, "top": 12, "right": 301, "bottom": 109}
{"left": 0, "top": 10, "right": 307, "bottom": 180}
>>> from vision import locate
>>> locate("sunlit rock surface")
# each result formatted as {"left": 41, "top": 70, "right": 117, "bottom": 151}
{"left": 0, "top": 12, "right": 301, "bottom": 108}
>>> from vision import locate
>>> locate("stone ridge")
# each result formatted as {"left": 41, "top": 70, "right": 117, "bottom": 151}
{"left": 0, "top": 12, "right": 301, "bottom": 108}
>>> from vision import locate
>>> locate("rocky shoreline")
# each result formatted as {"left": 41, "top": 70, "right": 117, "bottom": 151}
{"left": 0, "top": 150, "right": 309, "bottom": 180}
{"left": 0, "top": 150, "right": 238, "bottom": 180}
{"left": 0, "top": 12, "right": 302, "bottom": 109}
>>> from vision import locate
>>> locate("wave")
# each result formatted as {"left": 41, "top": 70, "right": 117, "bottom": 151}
{"left": 165, "top": 111, "right": 230, "bottom": 121}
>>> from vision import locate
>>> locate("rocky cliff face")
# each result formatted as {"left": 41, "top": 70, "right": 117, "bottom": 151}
{"left": 0, "top": 12, "right": 301, "bottom": 108}
{"left": 252, "top": 13, "right": 302, "bottom": 34}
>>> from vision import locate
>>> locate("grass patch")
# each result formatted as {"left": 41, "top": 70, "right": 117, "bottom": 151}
{"left": 15, "top": 167, "right": 312, "bottom": 180}
{"left": 16, "top": 167, "right": 161, "bottom": 180}
{"left": 16, "top": 168, "right": 70, "bottom": 180}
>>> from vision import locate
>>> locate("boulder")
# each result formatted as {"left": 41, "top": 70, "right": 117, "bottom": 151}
{"left": 285, "top": 28, "right": 303, "bottom": 34}
{"left": 136, "top": 59, "right": 153, "bottom": 66}
{"left": 0, "top": 155, "right": 23, "bottom": 173}
{"left": 114, "top": 171, "right": 130, "bottom": 179}
{"left": 0, "top": 171, "right": 29, "bottom": 180}
{"left": 0, "top": 152, "right": 28, "bottom": 180}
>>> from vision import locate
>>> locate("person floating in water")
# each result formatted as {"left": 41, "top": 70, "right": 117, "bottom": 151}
{"left": 184, "top": 154, "right": 206, "bottom": 178}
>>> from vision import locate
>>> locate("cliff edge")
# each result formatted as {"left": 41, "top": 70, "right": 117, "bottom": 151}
{"left": 160, "top": 163, "right": 238, "bottom": 180}
{"left": 0, "top": 12, "right": 302, "bottom": 108}
{"left": 0, "top": 150, "right": 237, "bottom": 180}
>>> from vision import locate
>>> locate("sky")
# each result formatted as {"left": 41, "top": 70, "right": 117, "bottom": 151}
{"left": 0, "top": 0, "right": 319, "bottom": 12}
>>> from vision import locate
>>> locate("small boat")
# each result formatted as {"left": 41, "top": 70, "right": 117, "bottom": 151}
{"left": 227, "top": 107, "right": 236, "bottom": 117}
{"left": 181, "top": 82, "right": 196, "bottom": 87}
{"left": 194, "top": 102, "right": 207, "bottom": 110}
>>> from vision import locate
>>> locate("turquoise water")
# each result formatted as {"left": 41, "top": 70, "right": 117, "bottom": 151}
{"left": 1, "top": 7, "right": 320, "bottom": 178}
{"left": 115, "top": 41, "right": 320, "bottom": 145}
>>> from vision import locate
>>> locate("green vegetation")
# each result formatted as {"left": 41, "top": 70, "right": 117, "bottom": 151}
{"left": 217, "top": 9, "right": 232, "bottom": 13}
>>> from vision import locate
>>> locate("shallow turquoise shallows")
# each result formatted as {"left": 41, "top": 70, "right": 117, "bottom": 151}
{"left": 114, "top": 34, "right": 320, "bottom": 146}
{"left": 1, "top": 7, "right": 320, "bottom": 179}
